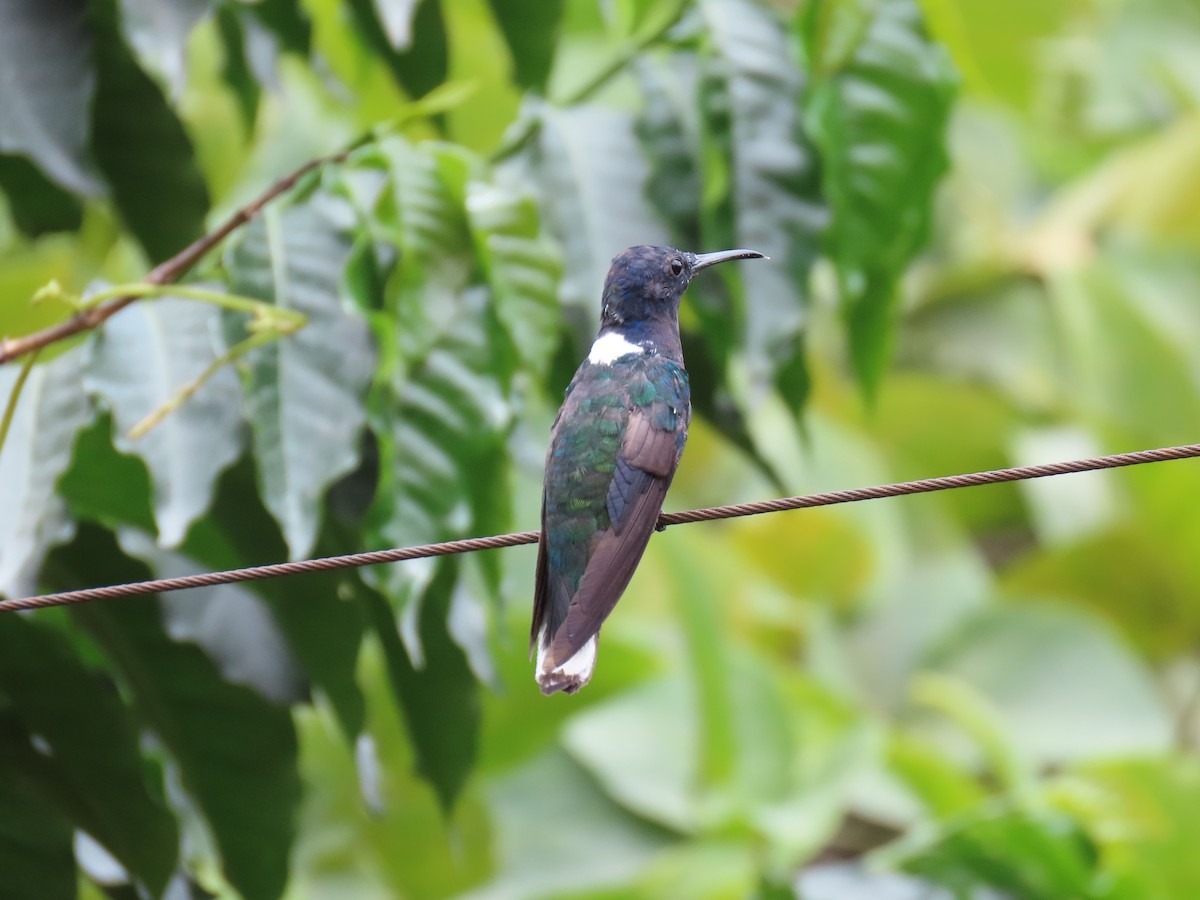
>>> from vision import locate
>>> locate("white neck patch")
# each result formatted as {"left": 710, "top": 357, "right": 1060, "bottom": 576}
{"left": 588, "top": 331, "right": 644, "bottom": 365}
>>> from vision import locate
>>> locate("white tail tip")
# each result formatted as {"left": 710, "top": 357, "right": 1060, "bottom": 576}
{"left": 535, "top": 628, "right": 598, "bottom": 695}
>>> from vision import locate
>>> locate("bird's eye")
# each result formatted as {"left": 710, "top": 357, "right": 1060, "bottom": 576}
{"left": 669, "top": 258, "right": 684, "bottom": 276}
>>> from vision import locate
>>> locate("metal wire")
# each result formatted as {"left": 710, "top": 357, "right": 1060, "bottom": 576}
{"left": 4, "top": 442, "right": 1199, "bottom": 614}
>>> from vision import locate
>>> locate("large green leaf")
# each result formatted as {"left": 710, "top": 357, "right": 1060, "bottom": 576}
{"left": 699, "top": 0, "right": 825, "bottom": 408}
{"left": 364, "top": 139, "right": 513, "bottom": 653}
{"left": 0, "top": 714, "right": 76, "bottom": 900}
{"left": 89, "top": 0, "right": 210, "bottom": 262}
{"left": 367, "top": 284, "right": 512, "bottom": 651}
{"left": 465, "top": 180, "right": 563, "bottom": 377}
{"left": 0, "top": 348, "right": 92, "bottom": 597}
{"left": 485, "top": 0, "right": 564, "bottom": 90}
{"left": 516, "top": 101, "right": 671, "bottom": 339}
{"left": 365, "top": 562, "right": 480, "bottom": 813}
{"left": 46, "top": 525, "right": 301, "bottom": 900}
{"left": 0, "top": 615, "right": 178, "bottom": 895}
{"left": 0, "top": 0, "right": 101, "bottom": 194}
{"left": 802, "top": 0, "right": 956, "bottom": 396}
{"left": 84, "top": 296, "right": 244, "bottom": 547}
{"left": 226, "top": 200, "right": 376, "bottom": 560}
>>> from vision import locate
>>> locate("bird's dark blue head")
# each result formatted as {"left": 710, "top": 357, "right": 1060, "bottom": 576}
{"left": 599, "top": 245, "right": 766, "bottom": 334}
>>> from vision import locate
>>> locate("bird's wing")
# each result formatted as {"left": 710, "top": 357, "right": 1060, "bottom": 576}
{"left": 545, "top": 407, "right": 680, "bottom": 666}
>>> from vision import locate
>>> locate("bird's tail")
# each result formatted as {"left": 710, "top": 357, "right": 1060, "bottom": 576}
{"left": 535, "top": 627, "right": 599, "bottom": 695}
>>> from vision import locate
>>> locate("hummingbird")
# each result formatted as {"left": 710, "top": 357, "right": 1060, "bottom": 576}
{"left": 531, "top": 244, "right": 766, "bottom": 694}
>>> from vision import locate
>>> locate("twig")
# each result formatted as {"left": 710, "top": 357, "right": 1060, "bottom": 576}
{"left": 0, "top": 150, "right": 349, "bottom": 367}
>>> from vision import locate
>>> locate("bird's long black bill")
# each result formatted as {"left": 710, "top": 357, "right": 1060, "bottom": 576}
{"left": 691, "top": 248, "right": 768, "bottom": 271}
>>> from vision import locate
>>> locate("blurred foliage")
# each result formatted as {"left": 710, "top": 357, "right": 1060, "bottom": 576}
{"left": 1, "top": 0, "right": 1200, "bottom": 897}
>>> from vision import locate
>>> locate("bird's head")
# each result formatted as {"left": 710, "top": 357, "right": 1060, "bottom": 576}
{"left": 599, "top": 245, "right": 766, "bottom": 330}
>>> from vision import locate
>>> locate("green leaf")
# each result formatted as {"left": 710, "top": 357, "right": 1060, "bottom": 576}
{"left": 59, "top": 413, "right": 158, "bottom": 534}
{"left": 485, "top": 0, "right": 564, "bottom": 90}
{"left": 0, "top": 153, "right": 83, "bottom": 236}
{"left": 89, "top": 0, "right": 211, "bottom": 262}
{"left": 0, "top": 615, "right": 178, "bottom": 895}
{"left": 364, "top": 562, "right": 480, "bottom": 813}
{"left": 465, "top": 180, "right": 563, "bottom": 377}
{"left": 892, "top": 806, "right": 1101, "bottom": 898}
{"left": 184, "top": 458, "right": 367, "bottom": 740}
{"left": 917, "top": 0, "right": 1068, "bottom": 108}
{"left": 0, "top": 0, "right": 102, "bottom": 194}
{"left": 802, "top": 0, "right": 956, "bottom": 396}
{"left": 85, "top": 296, "right": 244, "bottom": 547}
{"left": 365, "top": 140, "right": 514, "bottom": 653}
{"left": 0, "top": 715, "right": 76, "bottom": 900}
{"left": 0, "top": 348, "right": 92, "bottom": 597}
{"left": 367, "top": 284, "right": 512, "bottom": 651}
{"left": 45, "top": 524, "right": 301, "bottom": 900}
{"left": 1071, "top": 758, "right": 1200, "bottom": 898}
{"left": 699, "top": 0, "right": 825, "bottom": 408}
{"left": 226, "top": 200, "right": 376, "bottom": 560}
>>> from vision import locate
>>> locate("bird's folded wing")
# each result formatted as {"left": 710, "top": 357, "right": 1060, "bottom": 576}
{"left": 547, "top": 408, "right": 679, "bottom": 665}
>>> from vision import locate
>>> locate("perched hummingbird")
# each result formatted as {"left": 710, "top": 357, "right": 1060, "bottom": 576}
{"left": 531, "top": 244, "right": 766, "bottom": 694}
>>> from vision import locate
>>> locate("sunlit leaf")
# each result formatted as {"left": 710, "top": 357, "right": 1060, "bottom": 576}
{"left": 85, "top": 296, "right": 243, "bottom": 547}
{"left": 1070, "top": 758, "right": 1200, "bottom": 898}
{"left": 226, "top": 200, "right": 376, "bottom": 560}
{"left": 0, "top": 348, "right": 91, "bottom": 597}
{"left": 802, "top": 0, "right": 956, "bottom": 396}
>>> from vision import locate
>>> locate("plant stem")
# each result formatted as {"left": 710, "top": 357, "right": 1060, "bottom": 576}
{"left": 0, "top": 349, "right": 42, "bottom": 457}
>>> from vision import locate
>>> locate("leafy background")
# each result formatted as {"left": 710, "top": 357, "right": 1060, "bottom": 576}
{"left": 2, "top": 0, "right": 1200, "bottom": 897}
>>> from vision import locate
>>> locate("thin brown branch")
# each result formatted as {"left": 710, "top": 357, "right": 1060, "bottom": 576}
{"left": 0, "top": 150, "right": 349, "bottom": 367}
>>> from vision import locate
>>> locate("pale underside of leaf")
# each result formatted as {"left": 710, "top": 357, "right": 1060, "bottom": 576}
{"left": 228, "top": 203, "right": 376, "bottom": 559}
{"left": 0, "top": 348, "right": 91, "bottom": 596}
{"left": 85, "top": 296, "right": 244, "bottom": 546}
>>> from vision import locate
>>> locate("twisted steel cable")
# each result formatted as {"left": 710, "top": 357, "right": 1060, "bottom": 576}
{"left": 3, "top": 443, "right": 1198, "bottom": 614}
